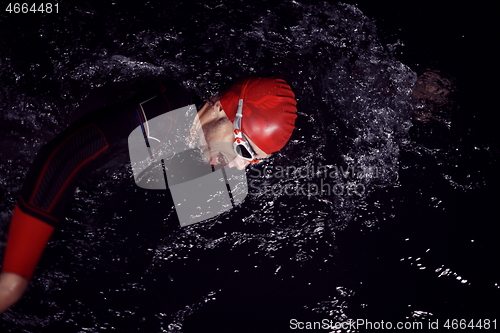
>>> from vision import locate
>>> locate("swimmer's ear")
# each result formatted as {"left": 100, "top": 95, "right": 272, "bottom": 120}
{"left": 214, "top": 100, "right": 224, "bottom": 113}
{"left": 214, "top": 101, "right": 229, "bottom": 120}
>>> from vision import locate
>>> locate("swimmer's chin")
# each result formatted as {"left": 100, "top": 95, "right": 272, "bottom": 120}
{"left": 196, "top": 150, "right": 220, "bottom": 166}
{"left": 209, "top": 153, "right": 227, "bottom": 166}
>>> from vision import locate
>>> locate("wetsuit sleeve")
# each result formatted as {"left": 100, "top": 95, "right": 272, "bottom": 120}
{"left": 1, "top": 80, "right": 192, "bottom": 280}
{"left": 2, "top": 206, "right": 55, "bottom": 281}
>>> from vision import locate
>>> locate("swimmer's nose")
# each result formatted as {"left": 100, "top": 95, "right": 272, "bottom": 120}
{"left": 227, "top": 156, "right": 250, "bottom": 170}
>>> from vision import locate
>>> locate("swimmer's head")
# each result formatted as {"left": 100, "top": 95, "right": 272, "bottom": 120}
{"left": 219, "top": 77, "right": 297, "bottom": 154}
{"left": 198, "top": 77, "right": 297, "bottom": 169}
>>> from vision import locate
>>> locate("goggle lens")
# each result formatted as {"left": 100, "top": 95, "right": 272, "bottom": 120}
{"left": 235, "top": 144, "right": 253, "bottom": 159}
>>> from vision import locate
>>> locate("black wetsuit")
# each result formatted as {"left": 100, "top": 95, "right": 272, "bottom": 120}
{"left": 19, "top": 80, "right": 192, "bottom": 226}
{"left": 2, "top": 80, "right": 192, "bottom": 280}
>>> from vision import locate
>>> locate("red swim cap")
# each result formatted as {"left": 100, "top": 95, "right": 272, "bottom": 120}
{"left": 219, "top": 77, "right": 297, "bottom": 154}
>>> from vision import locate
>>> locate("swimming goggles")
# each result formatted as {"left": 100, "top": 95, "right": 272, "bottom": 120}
{"left": 233, "top": 99, "right": 259, "bottom": 163}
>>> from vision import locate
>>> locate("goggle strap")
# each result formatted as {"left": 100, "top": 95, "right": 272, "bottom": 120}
{"left": 234, "top": 99, "right": 243, "bottom": 129}
{"left": 233, "top": 98, "right": 258, "bottom": 162}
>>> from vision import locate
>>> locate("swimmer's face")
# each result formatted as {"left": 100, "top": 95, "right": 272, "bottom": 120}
{"left": 198, "top": 101, "right": 269, "bottom": 170}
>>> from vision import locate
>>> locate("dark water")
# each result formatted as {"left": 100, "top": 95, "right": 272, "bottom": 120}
{"left": 0, "top": 1, "right": 498, "bottom": 332}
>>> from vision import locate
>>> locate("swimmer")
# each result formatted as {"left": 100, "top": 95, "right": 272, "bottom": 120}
{"left": 0, "top": 77, "right": 297, "bottom": 313}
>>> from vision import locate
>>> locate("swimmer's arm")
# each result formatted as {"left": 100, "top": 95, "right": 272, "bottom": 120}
{"left": 0, "top": 205, "right": 55, "bottom": 314}
{"left": 0, "top": 272, "right": 28, "bottom": 314}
